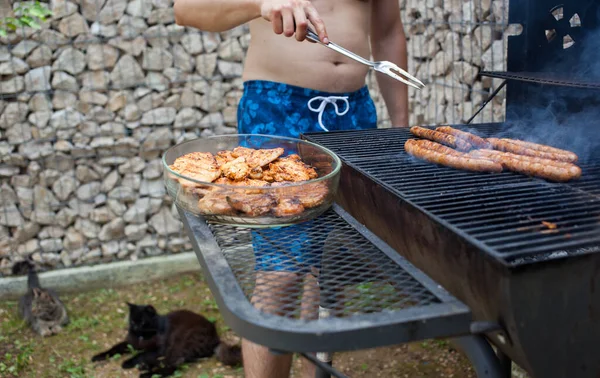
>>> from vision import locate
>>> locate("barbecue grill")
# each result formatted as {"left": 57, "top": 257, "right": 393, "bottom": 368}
{"left": 301, "top": 0, "right": 600, "bottom": 376}
{"left": 181, "top": 0, "right": 600, "bottom": 377}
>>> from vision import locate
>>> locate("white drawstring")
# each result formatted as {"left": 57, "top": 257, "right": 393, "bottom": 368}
{"left": 307, "top": 96, "right": 350, "bottom": 132}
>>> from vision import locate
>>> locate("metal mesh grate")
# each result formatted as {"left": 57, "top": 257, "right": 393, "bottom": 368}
{"left": 207, "top": 210, "right": 440, "bottom": 320}
{"left": 306, "top": 126, "right": 600, "bottom": 266}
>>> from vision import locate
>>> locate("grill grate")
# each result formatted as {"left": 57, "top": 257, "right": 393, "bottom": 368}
{"left": 207, "top": 210, "right": 440, "bottom": 320}
{"left": 305, "top": 125, "right": 600, "bottom": 266}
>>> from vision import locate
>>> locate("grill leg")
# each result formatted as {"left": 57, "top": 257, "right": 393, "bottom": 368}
{"left": 314, "top": 305, "right": 333, "bottom": 378}
{"left": 452, "top": 335, "right": 509, "bottom": 378}
{"left": 301, "top": 352, "right": 349, "bottom": 378}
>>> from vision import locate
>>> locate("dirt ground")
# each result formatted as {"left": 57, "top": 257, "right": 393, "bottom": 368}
{"left": 0, "top": 272, "right": 481, "bottom": 378}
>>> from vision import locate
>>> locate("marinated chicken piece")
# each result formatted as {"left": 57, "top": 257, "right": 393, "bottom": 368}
{"left": 248, "top": 166, "right": 264, "bottom": 180}
{"left": 273, "top": 181, "right": 329, "bottom": 208}
{"left": 226, "top": 193, "right": 277, "bottom": 217}
{"left": 213, "top": 177, "right": 269, "bottom": 186}
{"left": 213, "top": 177, "right": 270, "bottom": 194}
{"left": 220, "top": 156, "right": 250, "bottom": 181}
{"left": 169, "top": 152, "right": 221, "bottom": 183}
{"left": 231, "top": 147, "right": 285, "bottom": 168}
{"left": 262, "top": 156, "right": 318, "bottom": 182}
{"left": 215, "top": 150, "right": 236, "bottom": 168}
{"left": 273, "top": 197, "right": 305, "bottom": 217}
{"left": 197, "top": 192, "right": 235, "bottom": 215}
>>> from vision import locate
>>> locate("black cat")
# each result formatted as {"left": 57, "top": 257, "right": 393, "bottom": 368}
{"left": 91, "top": 303, "right": 242, "bottom": 378}
{"left": 12, "top": 261, "right": 69, "bottom": 337}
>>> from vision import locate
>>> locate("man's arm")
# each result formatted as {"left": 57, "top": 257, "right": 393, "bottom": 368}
{"left": 174, "top": 0, "right": 261, "bottom": 32}
{"left": 174, "top": 0, "right": 328, "bottom": 42}
{"left": 370, "top": 0, "right": 409, "bottom": 127}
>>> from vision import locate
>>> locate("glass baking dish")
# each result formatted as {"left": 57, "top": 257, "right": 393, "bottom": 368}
{"left": 162, "top": 134, "right": 341, "bottom": 228}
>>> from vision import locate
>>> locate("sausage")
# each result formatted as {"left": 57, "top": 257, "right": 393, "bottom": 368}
{"left": 410, "top": 126, "right": 473, "bottom": 151}
{"left": 409, "top": 139, "right": 464, "bottom": 156}
{"left": 500, "top": 138, "right": 578, "bottom": 163}
{"left": 404, "top": 139, "right": 503, "bottom": 173}
{"left": 468, "top": 149, "right": 582, "bottom": 182}
{"left": 436, "top": 126, "right": 490, "bottom": 148}
{"left": 487, "top": 138, "right": 575, "bottom": 163}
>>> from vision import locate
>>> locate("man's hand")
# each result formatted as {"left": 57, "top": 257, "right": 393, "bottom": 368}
{"left": 259, "top": 0, "right": 328, "bottom": 43}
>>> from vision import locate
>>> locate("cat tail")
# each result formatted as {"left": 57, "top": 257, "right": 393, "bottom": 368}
{"left": 27, "top": 268, "right": 41, "bottom": 289}
{"left": 215, "top": 342, "right": 242, "bottom": 366}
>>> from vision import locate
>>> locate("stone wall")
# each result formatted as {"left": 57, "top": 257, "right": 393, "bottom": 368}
{"left": 0, "top": 0, "right": 509, "bottom": 276}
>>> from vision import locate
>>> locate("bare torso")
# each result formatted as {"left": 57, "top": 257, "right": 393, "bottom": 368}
{"left": 243, "top": 0, "right": 372, "bottom": 93}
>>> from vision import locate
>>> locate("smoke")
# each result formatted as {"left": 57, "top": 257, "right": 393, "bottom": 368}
{"left": 486, "top": 9, "right": 600, "bottom": 165}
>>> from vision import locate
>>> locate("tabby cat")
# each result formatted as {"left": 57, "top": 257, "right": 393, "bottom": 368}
{"left": 91, "top": 303, "right": 242, "bottom": 378}
{"left": 12, "top": 261, "right": 69, "bottom": 337}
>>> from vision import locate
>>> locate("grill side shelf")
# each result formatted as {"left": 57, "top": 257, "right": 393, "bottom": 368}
{"left": 179, "top": 206, "right": 473, "bottom": 353}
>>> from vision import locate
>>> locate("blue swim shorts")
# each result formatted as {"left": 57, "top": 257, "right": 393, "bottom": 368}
{"left": 237, "top": 80, "right": 378, "bottom": 273}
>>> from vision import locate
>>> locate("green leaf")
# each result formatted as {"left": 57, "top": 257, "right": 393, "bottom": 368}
{"left": 29, "top": 7, "right": 49, "bottom": 18}
{"left": 0, "top": 29, "right": 6, "bottom": 38}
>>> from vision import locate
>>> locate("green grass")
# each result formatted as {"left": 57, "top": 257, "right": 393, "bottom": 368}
{"left": 0, "top": 272, "right": 478, "bottom": 378}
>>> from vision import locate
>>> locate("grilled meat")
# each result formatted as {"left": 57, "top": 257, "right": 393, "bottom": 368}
{"left": 198, "top": 192, "right": 235, "bottom": 215}
{"left": 497, "top": 138, "right": 578, "bottom": 163}
{"left": 487, "top": 138, "right": 577, "bottom": 163}
{"left": 220, "top": 156, "right": 251, "bottom": 181}
{"left": 469, "top": 149, "right": 582, "bottom": 182}
{"left": 226, "top": 193, "right": 277, "bottom": 217}
{"left": 436, "top": 126, "right": 490, "bottom": 148}
{"left": 272, "top": 181, "right": 329, "bottom": 209}
{"left": 273, "top": 197, "right": 305, "bottom": 217}
{"left": 231, "top": 147, "right": 285, "bottom": 168}
{"left": 213, "top": 177, "right": 270, "bottom": 195}
{"left": 263, "top": 156, "right": 319, "bottom": 182}
{"left": 404, "top": 139, "right": 503, "bottom": 173}
{"left": 215, "top": 150, "right": 237, "bottom": 168}
{"left": 410, "top": 126, "right": 473, "bottom": 151}
{"left": 172, "top": 146, "right": 325, "bottom": 218}
{"left": 169, "top": 152, "right": 222, "bottom": 188}
{"left": 248, "top": 166, "right": 264, "bottom": 180}
{"left": 408, "top": 139, "right": 465, "bottom": 156}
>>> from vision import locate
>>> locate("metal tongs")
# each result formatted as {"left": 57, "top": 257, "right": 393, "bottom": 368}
{"left": 305, "top": 28, "right": 425, "bottom": 90}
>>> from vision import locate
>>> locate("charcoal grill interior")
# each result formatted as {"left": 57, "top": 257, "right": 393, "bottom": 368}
{"left": 306, "top": 125, "right": 600, "bottom": 267}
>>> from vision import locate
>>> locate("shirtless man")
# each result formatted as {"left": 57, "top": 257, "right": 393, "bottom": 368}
{"left": 174, "top": 1, "right": 409, "bottom": 377}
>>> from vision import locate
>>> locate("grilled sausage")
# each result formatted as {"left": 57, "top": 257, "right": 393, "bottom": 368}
{"left": 435, "top": 126, "right": 490, "bottom": 148}
{"left": 410, "top": 126, "right": 473, "bottom": 151}
{"left": 410, "top": 139, "right": 464, "bottom": 156}
{"left": 500, "top": 138, "right": 578, "bottom": 163}
{"left": 469, "top": 149, "right": 582, "bottom": 182}
{"left": 487, "top": 138, "right": 575, "bottom": 163}
{"left": 404, "top": 139, "right": 503, "bottom": 172}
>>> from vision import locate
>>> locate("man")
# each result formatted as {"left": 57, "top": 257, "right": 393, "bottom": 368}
{"left": 174, "top": 1, "right": 409, "bottom": 377}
